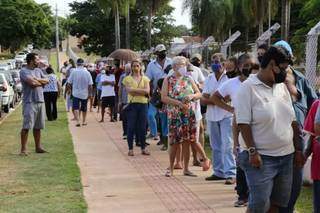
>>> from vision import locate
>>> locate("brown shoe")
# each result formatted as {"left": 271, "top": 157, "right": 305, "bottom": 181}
{"left": 128, "top": 150, "right": 134, "bottom": 156}
{"left": 225, "top": 177, "right": 236, "bottom": 185}
{"left": 141, "top": 150, "right": 150, "bottom": 155}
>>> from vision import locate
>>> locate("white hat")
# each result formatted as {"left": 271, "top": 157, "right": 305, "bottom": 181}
{"left": 155, "top": 44, "right": 166, "bottom": 52}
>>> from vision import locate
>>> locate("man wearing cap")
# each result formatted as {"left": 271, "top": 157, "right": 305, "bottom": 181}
{"left": 146, "top": 44, "right": 172, "bottom": 139}
{"left": 67, "top": 58, "right": 93, "bottom": 127}
{"left": 190, "top": 53, "right": 210, "bottom": 78}
{"left": 274, "top": 41, "right": 318, "bottom": 213}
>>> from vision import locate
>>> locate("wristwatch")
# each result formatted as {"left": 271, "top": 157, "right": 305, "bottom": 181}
{"left": 248, "top": 147, "right": 257, "bottom": 156}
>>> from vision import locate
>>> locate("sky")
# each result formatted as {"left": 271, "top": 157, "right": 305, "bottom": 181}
{"left": 35, "top": 0, "right": 192, "bottom": 28}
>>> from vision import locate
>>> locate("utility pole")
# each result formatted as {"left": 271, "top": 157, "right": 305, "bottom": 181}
{"left": 55, "top": 4, "right": 60, "bottom": 72}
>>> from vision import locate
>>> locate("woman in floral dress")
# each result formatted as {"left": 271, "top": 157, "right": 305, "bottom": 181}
{"left": 161, "top": 56, "right": 211, "bottom": 177}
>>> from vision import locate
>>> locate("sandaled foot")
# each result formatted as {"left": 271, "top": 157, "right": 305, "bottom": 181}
{"left": 141, "top": 150, "right": 150, "bottom": 155}
{"left": 76, "top": 124, "right": 81, "bottom": 127}
{"left": 128, "top": 150, "right": 134, "bottom": 156}
{"left": 19, "top": 151, "right": 28, "bottom": 156}
{"left": 183, "top": 171, "right": 197, "bottom": 177}
{"left": 193, "top": 160, "right": 201, "bottom": 167}
{"left": 201, "top": 159, "right": 211, "bottom": 171}
{"left": 35, "top": 148, "right": 48, "bottom": 154}
{"left": 174, "top": 164, "right": 183, "bottom": 170}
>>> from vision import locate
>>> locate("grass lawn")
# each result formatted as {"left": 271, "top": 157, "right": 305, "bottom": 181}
{"left": 204, "top": 138, "right": 313, "bottom": 213}
{"left": 0, "top": 99, "right": 87, "bottom": 213}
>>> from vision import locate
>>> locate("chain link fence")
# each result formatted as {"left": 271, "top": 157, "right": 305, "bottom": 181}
{"left": 305, "top": 21, "right": 320, "bottom": 91}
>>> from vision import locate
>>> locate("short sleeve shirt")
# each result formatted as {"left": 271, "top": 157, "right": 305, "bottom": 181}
{"left": 234, "top": 74, "right": 296, "bottom": 156}
{"left": 43, "top": 74, "right": 58, "bottom": 92}
{"left": 146, "top": 58, "right": 172, "bottom": 91}
{"left": 217, "top": 76, "right": 242, "bottom": 104}
{"left": 67, "top": 67, "right": 93, "bottom": 100}
{"left": 20, "top": 67, "right": 46, "bottom": 103}
{"left": 123, "top": 75, "right": 150, "bottom": 104}
{"left": 100, "top": 74, "right": 115, "bottom": 97}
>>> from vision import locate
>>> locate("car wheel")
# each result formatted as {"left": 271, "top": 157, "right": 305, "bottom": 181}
{"left": 3, "top": 105, "right": 9, "bottom": 113}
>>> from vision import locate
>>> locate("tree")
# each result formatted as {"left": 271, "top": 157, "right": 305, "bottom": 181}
{"left": 0, "top": 0, "right": 52, "bottom": 52}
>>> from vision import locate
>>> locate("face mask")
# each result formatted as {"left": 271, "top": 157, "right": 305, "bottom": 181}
{"left": 101, "top": 70, "right": 106, "bottom": 74}
{"left": 226, "top": 70, "right": 238, "bottom": 78}
{"left": 178, "top": 66, "right": 187, "bottom": 76}
{"left": 211, "top": 63, "right": 221, "bottom": 73}
{"left": 273, "top": 65, "right": 287, "bottom": 83}
{"left": 241, "top": 68, "right": 252, "bottom": 77}
{"left": 258, "top": 56, "right": 263, "bottom": 64}
{"left": 158, "top": 52, "right": 166, "bottom": 60}
{"left": 191, "top": 61, "right": 201, "bottom": 67}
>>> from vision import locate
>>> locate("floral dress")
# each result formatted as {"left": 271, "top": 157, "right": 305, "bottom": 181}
{"left": 166, "top": 74, "right": 197, "bottom": 145}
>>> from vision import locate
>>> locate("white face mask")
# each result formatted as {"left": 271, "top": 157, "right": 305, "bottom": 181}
{"left": 101, "top": 70, "right": 106, "bottom": 74}
{"left": 178, "top": 66, "right": 187, "bottom": 76}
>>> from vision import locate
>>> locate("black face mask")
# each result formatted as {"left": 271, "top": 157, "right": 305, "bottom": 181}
{"left": 258, "top": 56, "right": 263, "bottom": 64}
{"left": 158, "top": 52, "right": 166, "bottom": 60}
{"left": 226, "top": 70, "right": 238, "bottom": 78}
{"left": 191, "top": 61, "right": 201, "bottom": 67}
{"left": 274, "top": 65, "right": 287, "bottom": 83}
{"left": 241, "top": 68, "right": 251, "bottom": 77}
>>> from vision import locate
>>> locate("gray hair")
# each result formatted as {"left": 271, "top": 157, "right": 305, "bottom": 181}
{"left": 172, "top": 56, "right": 187, "bottom": 66}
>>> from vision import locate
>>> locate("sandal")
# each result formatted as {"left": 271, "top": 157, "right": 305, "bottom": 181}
{"left": 128, "top": 150, "right": 134, "bottom": 156}
{"left": 76, "top": 124, "right": 81, "bottom": 127}
{"left": 141, "top": 150, "right": 150, "bottom": 155}
{"left": 183, "top": 171, "right": 197, "bottom": 177}
{"left": 201, "top": 159, "right": 211, "bottom": 171}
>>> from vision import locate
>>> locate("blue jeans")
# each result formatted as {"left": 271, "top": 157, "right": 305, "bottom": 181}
{"left": 159, "top": 112, "right": 168, "bottom": 136}
{"left": 147, "top": 104, "right": 158, "bottom": 136}
{"left": 127, "top": 103, "right": 148, "bottom": 150}
{"left": 314, "top": 180, "right": 320, "bottom": 213}
{"left": 208, "top": 117, "right": 236, "bottom": 178}
{"left": 239, "top": 151, "right": 294, "bottom": 213}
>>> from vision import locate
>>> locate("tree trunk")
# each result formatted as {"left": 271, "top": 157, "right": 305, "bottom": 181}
{"left": 115, "top": 3, "right": 121, "bottom": 50}
{"left": 281, "top": 0, "right": 290, "bottom": 41}
{"left": 147, "top": 6, "right": 152, "bottom": 49}
{"left": 258, "top": 19, "right": 263, "bottom": 36}
{"left": 125, "top": 4, "right": 130, "bottom": 49}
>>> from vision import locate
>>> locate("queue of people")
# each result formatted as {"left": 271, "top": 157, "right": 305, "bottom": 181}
{"left": 26, "top": 40, "right": 320, "bottom": 213}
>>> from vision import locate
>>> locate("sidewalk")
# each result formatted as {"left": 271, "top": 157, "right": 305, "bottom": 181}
{"left": 69, "top": 111, "right": 245, "bottom": 213}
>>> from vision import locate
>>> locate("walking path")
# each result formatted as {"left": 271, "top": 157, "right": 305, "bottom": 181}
{"left": 69, "top": 111, "right": 245, "bottom": 213}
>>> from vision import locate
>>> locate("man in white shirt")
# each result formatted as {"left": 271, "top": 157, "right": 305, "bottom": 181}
{"left": 201, "top": 53, "right": 236, "bottom": 183}
{"left": 146, "top": 44, "right": 172, "bottom": 139}
{"left": 67, "top": 58, "right": 93, "bottom": 127}
{"left": 99, "top": 69, "right": 116, "bottom": 123}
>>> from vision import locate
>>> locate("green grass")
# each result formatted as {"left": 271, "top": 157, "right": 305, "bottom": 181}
{"left": 203, "top": 137, "right": 313, "bottom": 213}
{"left": 0, "top": 99, "right": 87, "bottom": 213}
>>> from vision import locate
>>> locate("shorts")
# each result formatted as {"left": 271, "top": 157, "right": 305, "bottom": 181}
{"left": 22, "top": 103, "right": 45, "bottom": 130}
{"left": 97, "top": 90, "right": 102, "bottom": 100}
{"left": 238, "top": 151, "right": 293, "bottom": 213}
{"left": 101, "top": 96, "right": 115, "bottom": 108}
{"left": 88, "top": 86, "right": 97, "bottom": 97}
{"left": 73, "top": 97, "right": 88, "bottom": 112}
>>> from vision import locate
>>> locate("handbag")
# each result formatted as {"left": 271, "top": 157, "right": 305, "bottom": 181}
{"left": 122, "top": 77, "right": 143, "bottom": 111}
{"left": 150, "top": 89, "right": 162, "bottom": 109}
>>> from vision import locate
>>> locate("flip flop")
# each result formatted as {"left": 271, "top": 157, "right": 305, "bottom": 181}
{"left": 183, "top": 171, "right": 197, "bottom": 177}
{"left": 76, "top": 124, "right": 81, "bottom": 127}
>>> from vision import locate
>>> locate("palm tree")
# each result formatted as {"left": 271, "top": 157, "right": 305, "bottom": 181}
{"left": 123, "top": 0, "right": 136, "bottom": 49}
{"left": 281, "top": 0, "right": 292, "bottom": 41}
{"left": 96, "top": 0, "right": 125, "bottom": 50}
{"left": 142, "top": 0, "right": 170, "bottom": 49}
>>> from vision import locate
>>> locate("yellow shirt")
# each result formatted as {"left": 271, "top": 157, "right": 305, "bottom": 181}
{"left": 123, "top": 75, "right": 150, "bottom": 104}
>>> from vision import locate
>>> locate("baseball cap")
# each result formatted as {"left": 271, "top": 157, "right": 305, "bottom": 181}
{"left": 274, "top": 40, "right": 293, "bottom": 57}
{"left": 191, "top": 53, "right": 202, "bottom": 62}
{"left": 154, "top": 44, "right": 166, "bottom": 53}
{"left": 77, "top": 58, "right": 84, "bottom": 65}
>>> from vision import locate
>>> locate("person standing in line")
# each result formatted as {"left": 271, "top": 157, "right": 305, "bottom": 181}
{"left": 95, "top": 64, "right": 106, "bottom": 113}
{"left": 20, "top": 53, "right": 49, "bottom": 155}
{"left": 211, "top": 54, "right": 254, "bottom": 205}
{"left": 202, "top": 53, "right": 236, "bottom": 183}
{"left": 123, "top": 60, "right": 150, "bottom": 156}
{"left": 146, "top": 44, "right": 172, "bottom": 140}
{"left": 235, "top": 46, "right": 305, "bottom": 213}
{"left": 118, "top": 63, "right": 131, "bottom": 139}
{"left": 112, "top": 59, "right": 124, "bottom": 121}
{"left": 99, "top": 66, "right": 116, "bottom": 123}
{"left": 67, "top": 58, "right": 93, "bottom": 127}
{"left": 87, "top": 63, "right": 97, "bottom": 112}
{"left": 43, "top": 66, "right": 61, "bottom": 121}
{"left": 65, "top": 59, "right": 76, "bottom": 116}
{"left": 274, "top": 41, "right": 318, "bottom": 213}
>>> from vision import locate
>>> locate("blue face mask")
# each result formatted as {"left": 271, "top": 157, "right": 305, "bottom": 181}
{"left": 211, "top": 63, "right": 221, "bottom": 72}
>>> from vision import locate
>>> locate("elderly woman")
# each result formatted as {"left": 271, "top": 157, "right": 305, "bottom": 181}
{"left": 161, "top": 56, "right": 210, "bottom": 177}
{"left": 235, "top": 46, "right": 304, "bottom": 213}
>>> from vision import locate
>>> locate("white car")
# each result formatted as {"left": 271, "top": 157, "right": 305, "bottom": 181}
{"left": 0, "top": 63, "right": 10, "bottom": 71}
{"left": 6, "top": 59, "right": 16, "bottom": 69}
{"left": 0, "top": 73, "right": 14, "bottom": 113}
{"left": 15, "top": 52, "right": 27, "bottom": 63}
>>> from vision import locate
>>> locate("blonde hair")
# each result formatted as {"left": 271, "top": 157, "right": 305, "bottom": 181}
{"left": 172, "top": 56, "right": 187, "bottom": 66}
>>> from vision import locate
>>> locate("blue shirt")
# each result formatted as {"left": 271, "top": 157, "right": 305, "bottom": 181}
{"left": 292, "top": 68, "right": 318, "bottom": 126}
{"left": 146, "top": 57, "right": 172, "bottom": 91}
{"left": 96, "top": 73, "right": 103, "bottom": 91}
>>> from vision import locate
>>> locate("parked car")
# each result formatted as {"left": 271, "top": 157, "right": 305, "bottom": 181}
{"left": 6, "top": 59, "right": 16, "bottom": 70}
{"left": 0, "top": 63, "right": 11, "bottom": 71}
{"left": 0, "top": 70, "right": 17, "bottom": 108}
{"left": 9, "top": 70, "right": 22, "bottom": 99}
{"left": 0, "top": 73, "right": 14, "bottom": 113}
{"left": 14, "top": 52, "right": 27, "bottom": 63}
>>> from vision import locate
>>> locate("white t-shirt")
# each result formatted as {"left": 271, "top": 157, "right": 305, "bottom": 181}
{"left": 234, "top": 74, "right": 296, "bottom": 156}
{"left": 67, "top": 67, "right": 93, "bottom": 99}
{"left": 100, "top": 74, "right": 115, "bottom": 98}
{"left": 203, "top": 73, "right": 232, "bottom": 122}
{"left": 217, "top": 76, "right": 242, "bottom": 105}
